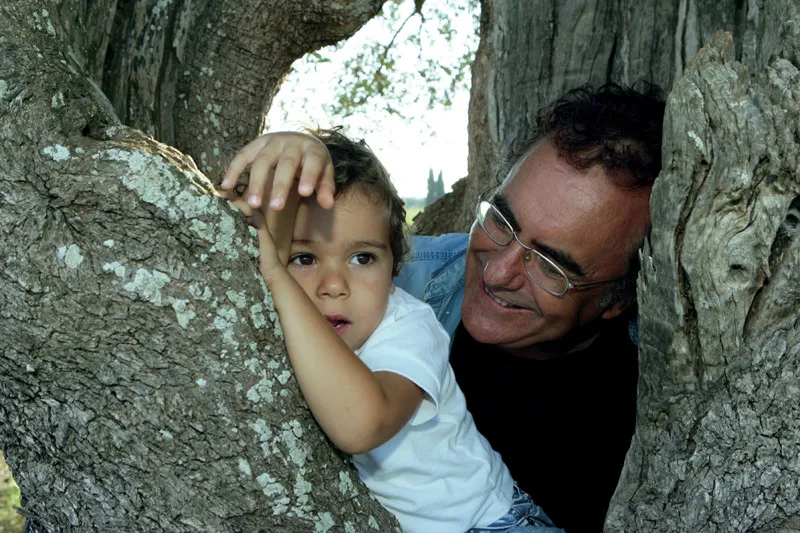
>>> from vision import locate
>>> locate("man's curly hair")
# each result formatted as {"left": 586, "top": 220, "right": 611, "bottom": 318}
{"left": 506, "top": 81, "right": 666, "bottom": 189}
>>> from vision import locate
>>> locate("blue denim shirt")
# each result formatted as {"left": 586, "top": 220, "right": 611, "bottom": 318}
{"left": 394, "top": 234, "right": 468, "bottom": 344}
{"left": 395, "top": 233, "right": 639, "bottom": 346}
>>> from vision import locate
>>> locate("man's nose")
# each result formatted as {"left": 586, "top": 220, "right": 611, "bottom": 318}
{"left": 483, "top": 242, "right": 527, "bottom": 289}
{"left": 317, "top": 266, "right": 349, "bottom": 298}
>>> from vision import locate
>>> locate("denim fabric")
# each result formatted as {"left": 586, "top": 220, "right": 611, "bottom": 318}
{"left": 394, "top": 234, "right": 469, "bottom": 343}
{"left": 468, "top": 485, "right": 564, "bottom": 533}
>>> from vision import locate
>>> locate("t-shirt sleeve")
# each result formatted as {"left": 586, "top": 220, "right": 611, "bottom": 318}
{"left": 356, "top": 298, "right": 450, "bottom": 426}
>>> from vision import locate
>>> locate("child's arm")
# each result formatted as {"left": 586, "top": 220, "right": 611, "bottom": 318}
{"left": 229, "top": 198, "right": 423, "bottom": 455}
{"left": 267, "top": 264, "right": 423, "bottom": 454}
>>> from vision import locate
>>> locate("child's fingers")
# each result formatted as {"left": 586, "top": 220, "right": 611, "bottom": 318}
{"left": 216, "top": 189, "right": 257, "bottom": 217}
{"left": 296, "top": 146, "right": 333, "bottom": 199}
{"left": 315, "top": 159, "right": 336, "bottom": 210}
{"left": 230, "top": 197, "right": 255, "bottom": 216}
{"left": 223, "top": 131, "right": 333, "bottom": 209}
{"left": 221, "top": 137, "right": 267, "bottom": 189}
{"left": 246, "top": 150, "right": 278, "bottom": 209}
{"left": 268, "top": 145, "right": 304, "bottom": 210}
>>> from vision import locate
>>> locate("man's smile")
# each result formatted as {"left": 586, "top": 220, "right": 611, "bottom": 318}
{"left": 478, "top": 260, "right": 539, "bottom": 313}
{"left": 483, "top": 283, "right": 519, "bottom": 308}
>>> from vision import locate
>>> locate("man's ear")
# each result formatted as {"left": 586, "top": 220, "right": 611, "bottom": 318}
{"left": 600, "top": 296, "right": 635, "bottom": 320}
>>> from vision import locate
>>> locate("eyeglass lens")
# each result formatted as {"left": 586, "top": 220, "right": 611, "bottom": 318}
{"left": 477, "top": 202, "right": 569, "bottom": 295}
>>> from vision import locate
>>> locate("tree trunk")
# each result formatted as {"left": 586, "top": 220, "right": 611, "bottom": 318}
{"left": 415, "top": 0, "right": 748, "bottom": 234}
{"left": 606, "top": 1, "right": 800, "bottom": 530}
{"left": 0, "top": 1, "right": 400, "bottom": 532}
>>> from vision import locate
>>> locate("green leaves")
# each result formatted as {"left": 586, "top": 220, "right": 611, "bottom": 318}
{"left": 326, "top": 0, "right": 477, "bottom": 120}
{"left": 267, "top": 0, "right": 478, "bottom": 137}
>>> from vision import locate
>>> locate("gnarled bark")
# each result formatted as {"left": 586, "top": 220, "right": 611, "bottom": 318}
{"left": 606, "top": 2, "right": 800, "bottom": 531}
{"left": 65, "top": 0, "right": 385, "bottom": 179}
{"left": 0, "top": 1, "right": 398, "bottom": 531}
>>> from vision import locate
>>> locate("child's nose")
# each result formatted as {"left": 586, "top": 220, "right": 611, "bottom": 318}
{"left": 317, "top": 268, "right": 349, "bottom": 298}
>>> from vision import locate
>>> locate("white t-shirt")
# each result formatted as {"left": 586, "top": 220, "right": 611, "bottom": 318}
{"left": 352, "top": 287, "right": 513, "bottom": 533}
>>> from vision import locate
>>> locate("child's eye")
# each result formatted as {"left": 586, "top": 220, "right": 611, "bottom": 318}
{"left": 349, "top": 253, "right": 376, "bottom": 266}
{"left": 289, "top": 253, "right": 316, "bottom": 266}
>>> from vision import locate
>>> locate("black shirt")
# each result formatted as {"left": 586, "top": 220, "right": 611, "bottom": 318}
{"left": 450, "top": 319, "right": 638, "bottom": 533}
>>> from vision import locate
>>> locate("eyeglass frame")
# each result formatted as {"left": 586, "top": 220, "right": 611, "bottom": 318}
{"left": 474, "top": 199, "right": 629, "bottom": 297}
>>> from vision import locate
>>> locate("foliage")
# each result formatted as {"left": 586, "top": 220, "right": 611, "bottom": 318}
{"left": 270, "top": 0, "right": 479, "bottom": 125}
{"left": 0, "top": 453, "right": 23, "bottom": 533}
{"left": 404, "top": 197, "right": 427, "bottom": 209}
{"left": 330, "top": 0, "right": 478, "bottom": 118}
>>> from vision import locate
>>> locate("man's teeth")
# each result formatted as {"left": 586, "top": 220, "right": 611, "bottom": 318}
{"left": 485, "top": 287, "right": 514, "bottom": 307}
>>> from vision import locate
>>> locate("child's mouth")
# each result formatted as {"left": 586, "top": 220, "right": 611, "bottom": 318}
{"left": 325, "top": 315, "right": 351, "bottom": 335}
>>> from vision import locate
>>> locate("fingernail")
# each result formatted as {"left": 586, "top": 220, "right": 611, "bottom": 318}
{"left": 270, "top": 198, "right": 282, "bottom": 209}
{"left": 299, "top": 184, "right": 313, "bottom": 195}
{"left": 248, "top": 195, "right": 260, "bottom": 207}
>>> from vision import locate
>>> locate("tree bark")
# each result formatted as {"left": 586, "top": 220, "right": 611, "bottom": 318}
{"left": 64, "top": 0, "right": 386, "bottom": 179}
{"left": 0, "top": 1, "right": 400, "bottom": 532}
{"left": 414, "top": 0, "right": 751, "bottom": 234}
{"left": 606, "top": 1, "right": 800, "bottom": 530}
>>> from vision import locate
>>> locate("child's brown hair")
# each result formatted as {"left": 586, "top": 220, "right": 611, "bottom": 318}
{"left": 306, "top": 127, "right": 410, "bottom": 277}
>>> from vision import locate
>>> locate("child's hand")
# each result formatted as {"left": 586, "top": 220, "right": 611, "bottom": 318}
{"left": 218, "top": 191, "right": 285, "bottom": 279}
{"left": 220, "top": 132, "right": 335, "bottom": 212}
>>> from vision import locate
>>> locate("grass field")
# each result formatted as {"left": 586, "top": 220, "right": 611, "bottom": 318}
{"left": 406, "top": 206, "right": 424, "bottom": 225}
{"left": 0, "top": 452, "right": 23, "bottom": 533}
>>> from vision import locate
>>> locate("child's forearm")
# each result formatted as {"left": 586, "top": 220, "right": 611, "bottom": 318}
{"left": 264, "top": 268, "right": 420, "bottom": 454}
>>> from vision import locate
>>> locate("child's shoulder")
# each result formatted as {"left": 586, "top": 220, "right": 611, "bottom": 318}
{"left": 359, "top": 287, "right": 450, "bottom": 364}
{"left": 389, "top": 286, "right": 436, "bottom": 315}
{"left": 380, "top": 288, "right": 447, "bottom": 341}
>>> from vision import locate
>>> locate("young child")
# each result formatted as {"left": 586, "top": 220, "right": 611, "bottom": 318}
{"left": 220, "top": 129, "right": 562, "bottom": 533}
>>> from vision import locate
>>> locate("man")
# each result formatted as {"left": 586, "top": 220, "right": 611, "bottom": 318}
{"left": 394, "top": 82, "right": 665, "bottom": 532}
{"left": 221, "top": 82, "right": 665, "bottom": 532}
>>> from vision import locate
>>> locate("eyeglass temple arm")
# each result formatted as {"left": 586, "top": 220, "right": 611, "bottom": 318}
{"left": 569, "top": 277, "right": 629, "bottom": 290}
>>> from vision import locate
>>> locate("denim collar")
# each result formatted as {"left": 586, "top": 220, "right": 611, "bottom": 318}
{"left": 424, "top": 248, "right": 467, "bottom": 302}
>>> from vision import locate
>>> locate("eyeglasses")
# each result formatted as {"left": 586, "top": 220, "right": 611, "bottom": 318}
{"left": 475, "top": 200, "right": 626, "bottom": 296}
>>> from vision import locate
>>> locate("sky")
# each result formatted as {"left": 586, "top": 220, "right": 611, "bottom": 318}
{"left": 265, "top": 0, "right": 478, "bottom": 199}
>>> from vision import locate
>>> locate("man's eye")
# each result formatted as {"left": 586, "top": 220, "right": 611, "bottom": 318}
{"left": 536, "top": 255, "right": 564, "bottom": 279}
{"left": 349, "top": 253, "right": 375, "bottom": 266}
{"left": 290, "top": 254, "right": 316, "bottom": 266}
{"left": 488, "top": 209, "right": 511, "bottom": 234}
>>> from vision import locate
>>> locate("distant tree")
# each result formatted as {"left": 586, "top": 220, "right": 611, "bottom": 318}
{"left": 425, "top": 168, "right": 437, "bottom": 206}
{"left": 436, "top": 171, "right": 446, "bottom": 198}
{"left": 424, "top": 169, "right": 446, "bottom": 206}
